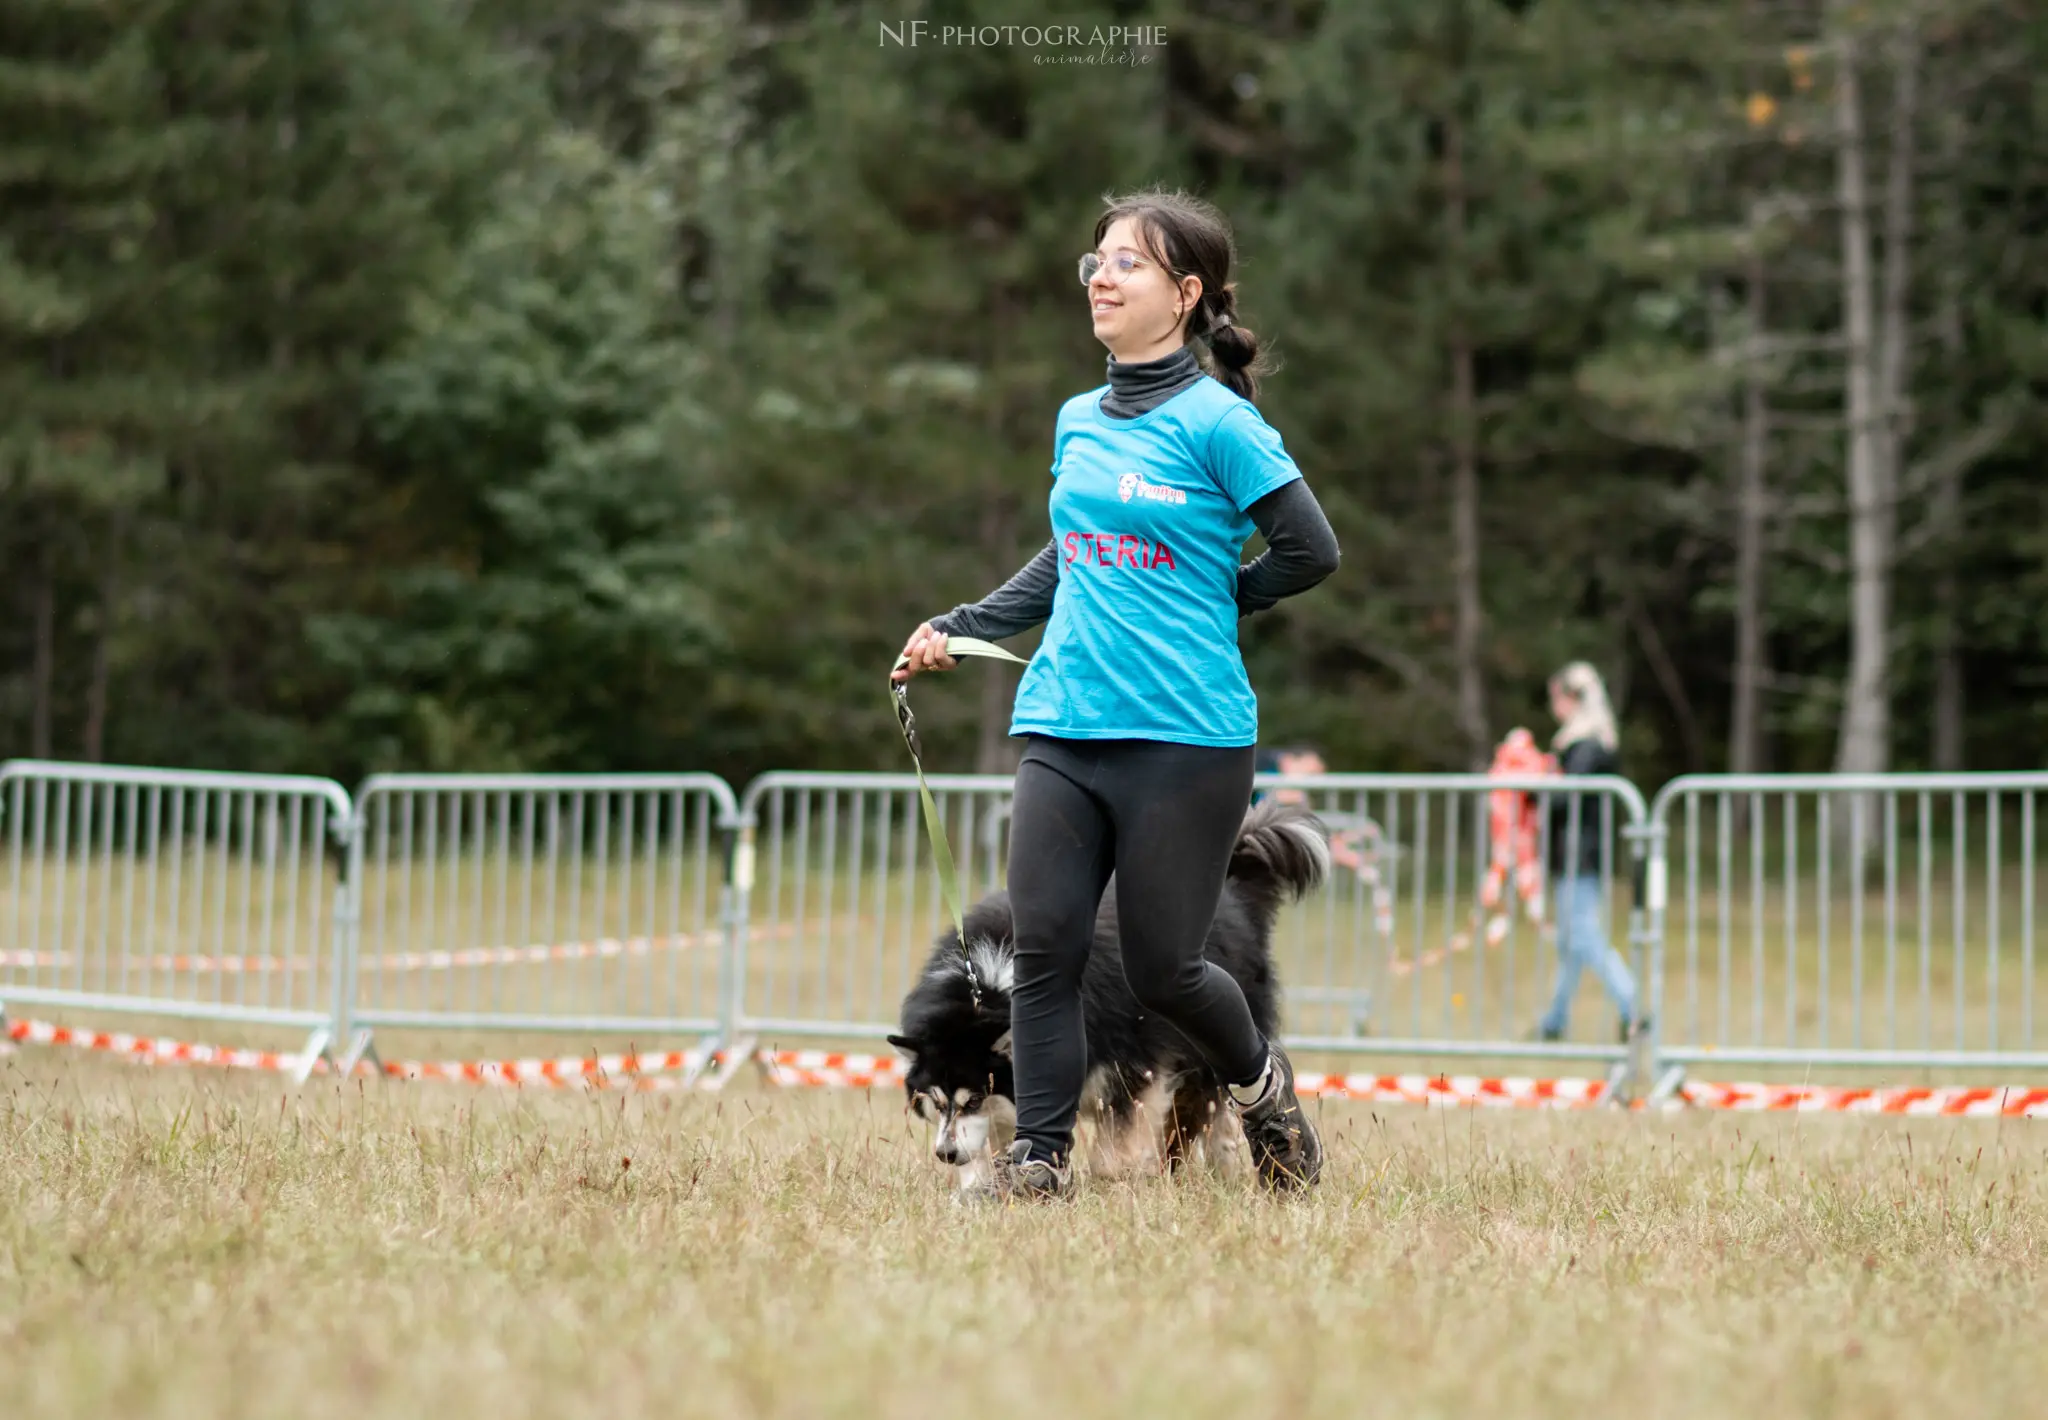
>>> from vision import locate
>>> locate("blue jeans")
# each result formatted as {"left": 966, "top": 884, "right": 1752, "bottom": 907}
{"left": 1540, "top": 873, "right": 1638, "bottom": 1036}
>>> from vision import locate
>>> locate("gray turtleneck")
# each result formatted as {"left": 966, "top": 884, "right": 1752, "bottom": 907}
{"left": 930, "top": 346, "right": 1341, "bottom": 640}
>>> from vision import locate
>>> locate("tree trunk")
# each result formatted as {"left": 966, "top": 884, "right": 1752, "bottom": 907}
{"left": 1444, "top": 112, "right": 1489, "bottom": 768}
{"left": 1929, "top": 44, "right": 1965, "bottom": 773}
{"left": 1730, "top": 240, "right": 1771, "bottom": 777}
{"left": 1876, "top": 23, "right": 1919, "bottom": 493}
{"left": 1930, "top": 470, "right": 1964, "bottom": 770}
{"left": 83, "top": 520, "right": 122, "bottom": 763}
{"left": 31, "top": 558, "right": 54, "bottom": 760}
{"left": 1626, "top": 583, "right": 1703, "bottom": 771}
{"left": 1831, "top": 18, "right": 1891, "bottom": 782}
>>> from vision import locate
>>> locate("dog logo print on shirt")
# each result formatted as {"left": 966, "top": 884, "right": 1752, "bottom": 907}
{"left": 1116, "top": 472, "right": 1187, "bottom": 506}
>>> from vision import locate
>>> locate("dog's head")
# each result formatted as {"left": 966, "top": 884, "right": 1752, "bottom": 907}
{"left": 888, "top": 1026, "right": 1015, "bottom": 1165}
{"left": 891, "top": 926, "right": 1017, "bottom": 1168}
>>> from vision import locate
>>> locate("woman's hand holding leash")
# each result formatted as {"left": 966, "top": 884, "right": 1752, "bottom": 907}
{"left": 892, "top": 622, "right": 959, "bottom": 682}
{"left": 887, "top": 629, "right": 1028, "bottom": 947}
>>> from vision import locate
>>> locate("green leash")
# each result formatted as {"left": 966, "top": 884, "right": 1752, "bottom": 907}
{"left": 890, "top": 636, "right": 1030, "bottom": 959}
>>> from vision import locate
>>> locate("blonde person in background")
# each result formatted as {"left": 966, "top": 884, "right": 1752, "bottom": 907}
{"left": 1535, "top": 662, "right": 1646, "bottom": 1044}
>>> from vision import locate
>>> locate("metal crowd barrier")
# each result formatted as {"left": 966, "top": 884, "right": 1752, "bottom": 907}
{"left": 730, "top": 771, "right": 1018, "bottom": 1042}
{"left": 6, "top": 757, "right": 2046, "bottom": 1095}
{"left": 0, "top": 759, "right": 354, "bottom": 1077}
{"left": 1257, "top": 773, "right": 1650, "bottom": 1077}
{"left": 1646, "top": 773, "right": 2048, "bottom": 1076}
{"left": 727, "top": 769, "right": 1652, "bottom": 1080}
{"left": 343, "top": 774, "right": 741, "bottom": 1068}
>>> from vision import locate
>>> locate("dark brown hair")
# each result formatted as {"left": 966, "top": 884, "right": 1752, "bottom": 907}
{"left": 1093, "top": 187, "right": 1272, "bottom": 402}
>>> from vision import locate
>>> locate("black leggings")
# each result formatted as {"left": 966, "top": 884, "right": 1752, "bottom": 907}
{"left": 1006, "top": 734, "right": 1269, "bottom": 1164}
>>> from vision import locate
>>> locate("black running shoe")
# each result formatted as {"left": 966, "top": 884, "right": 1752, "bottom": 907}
{"left": 956, "top": 1139, "right": 1073, "bottom": 1205}
{"left": 1237, "top": 1045, "right": 1323, "bottom": 1191}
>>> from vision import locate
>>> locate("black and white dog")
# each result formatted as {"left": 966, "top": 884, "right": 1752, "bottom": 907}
{"left": 889, "top": 799, "right": 1329, "bottom": 1190}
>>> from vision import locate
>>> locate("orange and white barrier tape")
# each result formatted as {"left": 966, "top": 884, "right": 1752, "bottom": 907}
{"left": 359, "top": 918, "right": 813, "bottom": 972}
{"left": 7, "top": 1015, "right": 319, "bottom": 1073}
{"left": 0, "top": 921, "right": 829, "bottom": 977}
{"left": 363, "top": 931, "right": 716, "bottom": 974}
{"left": 4, "top": 1018, "right": 896, "bottom": 1091}
{"left": 1, "top": 950, "right": 326, "bottom": 973}
{"left": 756, "top": 1048, "right": 906, "bottom": 1090}
{"left": 0, "top": 930, "right": 722, "bottom": 977}
{"left": 1384, "top": 932, "right": 1481, "bottom": 981}
{"left": 377, "top": 1046, "right": 713, "bottom": 1088}
{"left": 1673, "top": 1080, "right": 2048, "bottom": 1117}
{"left": 9, "top": 1017, "right": 2043, "bottom": 1115}
{"left": 1294, "top": 1071, "right": 1609, "bottom": 1108}
{"left": 0, "top": 949, "right": 324, "bottom": 973}
{"left": 4, "top": 1016, "right": 711, "bottom": 1089}
{"left": 1291, "top": 1071, "right": 2048, "bottom": 1116}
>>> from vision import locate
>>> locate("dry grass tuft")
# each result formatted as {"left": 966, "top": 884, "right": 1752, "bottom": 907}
{"left": 3, "top": 1056, "right": 2046, "bottom": 1418}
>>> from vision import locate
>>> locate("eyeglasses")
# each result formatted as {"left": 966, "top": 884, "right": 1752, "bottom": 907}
{"left": 1077, "top": 251, "right": 1155, "bottom": 286}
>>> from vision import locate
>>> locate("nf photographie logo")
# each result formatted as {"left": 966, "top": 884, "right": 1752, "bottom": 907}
{"left": 879, "top": 20, "right": 1166, "bottom": 66}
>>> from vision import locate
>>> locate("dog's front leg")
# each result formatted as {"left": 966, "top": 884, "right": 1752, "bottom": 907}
{"left": 954, "top": 1151, "right": 993, "bottom": 1194}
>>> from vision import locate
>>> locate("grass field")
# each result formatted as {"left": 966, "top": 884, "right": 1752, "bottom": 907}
{"left": 4, "top": 1054, "right": 2046, "bottom": 1419}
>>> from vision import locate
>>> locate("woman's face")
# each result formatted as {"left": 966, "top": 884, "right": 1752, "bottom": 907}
{"left": 1087, "top": 216, "right": 1201, "bottom": 360}
{"left": 1550, "top": 683, "right": 1577, "bottom": 723}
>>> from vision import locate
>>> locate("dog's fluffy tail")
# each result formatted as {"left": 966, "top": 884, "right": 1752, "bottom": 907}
{"left": 1228, "top": 799, "right": 1331, "bottom": 914}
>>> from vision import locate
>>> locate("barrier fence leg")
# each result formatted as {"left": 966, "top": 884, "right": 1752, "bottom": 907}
{"left": 702, "top": 820, "right": 758, "bottom": 1090}
{"left": 1634, "top": 815, "right": 1688, "bottom": 1106}
{"left": 1606, "top": 816, "right": 1668, "bottom": 1108}
{"left": 327, "top": 812, "right": 372, "bottom": 1083}
{"left": 339, "top": 1028, "right": 381, "bottom": 1080}
{"left": 293, "top": 1026, "right": 333, "bottom": 1086}
{"left": 288, "top": 825, "right": 360, "bottom": 1086}
{"left": 701, "top": 1035, "right": 760, "bottom": 1092}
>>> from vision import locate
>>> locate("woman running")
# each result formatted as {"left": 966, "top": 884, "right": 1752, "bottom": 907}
{"left": 892, "top": 189, "right": 1341, "bottom": 1197}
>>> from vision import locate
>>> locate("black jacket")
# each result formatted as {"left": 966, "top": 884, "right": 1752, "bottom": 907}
{"left": 1547, "top": 737, "right": 1618, "bottom": 878}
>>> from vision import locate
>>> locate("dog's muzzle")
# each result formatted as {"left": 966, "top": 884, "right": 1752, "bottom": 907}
{"left": 933, "top": 1110, "right": 991, "bottom": 1165}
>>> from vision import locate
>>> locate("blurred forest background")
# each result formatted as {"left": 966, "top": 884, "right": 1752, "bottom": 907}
{"left": 2, "top": 0, "right": 2043, "bottom": 791}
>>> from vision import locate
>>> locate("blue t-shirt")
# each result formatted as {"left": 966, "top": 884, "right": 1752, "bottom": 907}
{"left": 1009, "top": 377, "right": 1303, "bottom": 747}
